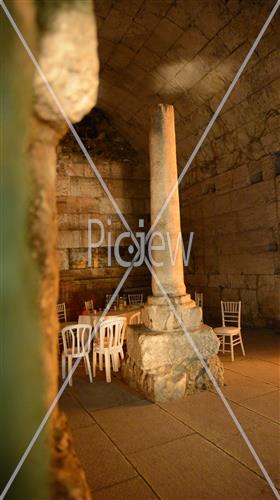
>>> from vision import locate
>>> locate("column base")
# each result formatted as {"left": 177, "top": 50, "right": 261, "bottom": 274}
{"left": 142, "top": 294, "right": 202, "bottom": 331}
{"left": 122, "top": 324, "right": 224, "bottom": 403}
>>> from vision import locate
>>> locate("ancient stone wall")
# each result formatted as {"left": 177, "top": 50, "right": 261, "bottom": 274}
{"left": 92, "top": 0, "right": 279, "bottom": 328}
{"left": 56, "top": 109, "right": 150, "bottom": 319}
{"left": 179, "top": 27, "right": 280, "bottom": 327}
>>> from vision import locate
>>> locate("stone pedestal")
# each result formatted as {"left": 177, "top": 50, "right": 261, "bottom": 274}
{"left": 122, "top": 104, "right": 223, "bottom": 401}
{"left": 122, "top": 324, "right": 224, "bottom": 402}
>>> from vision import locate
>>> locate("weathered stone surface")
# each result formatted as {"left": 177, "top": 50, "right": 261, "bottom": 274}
{"left": 34, "top": 2, "right": 99, "bottom": 126}
{"left": 122, "top": 325, "right": 223, "bottom": 403}
{"left": 142, "top": 296, "right": 202, "bottom": 332}
{"left": 57, "top": 109, "right": 150, "bottom": 311}
{"left": 29, "top": 1, "right": 99, "bottom": 496}
{"left": 121, "top": 103, "right": 223, "bottom": 402}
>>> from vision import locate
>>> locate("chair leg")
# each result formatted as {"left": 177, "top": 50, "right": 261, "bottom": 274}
{"left": 223, "top": 337, "right": 225, "bottom": 354}
{"left": 84, "top": 357, "right": 88, "bottom": 374}
{"left": 110, "top": 353, "right": 115, "bottom": 371}
{"left": 62, "top": 355, "right": 66, "bottom": 379}
{"left": 99, "top": 352, "right": 103, "bottom": 371}
{"left": 111, "top": 353, "right": 119, "bottom": 372}
{"left": 85, "top": 354, "right": 93, "bottom": 383}
{"left": 230, "top": 336, "right": 234, "bottom": 362}
{"left": 68, "top": 356, "right": 73, "bottom": 385}
{"left": 92, "top": 351, "right": 97, "bottom": 377}
{"left": 240, "top": 334, "right": 246, "bottom": 356}
{"left": 104, "top": 351, "right": 111, "bottom": 383}
{"left": 120, "top": 346, "right": 124, "bottom": 360}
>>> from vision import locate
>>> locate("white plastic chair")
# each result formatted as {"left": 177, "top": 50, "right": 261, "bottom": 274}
{"left": 57, "top": 302, "right": 67, "bottom": 322}
{"left": 128, "top": 293, "right": 143, "bottom": 305}
{"left": 93, "top": 317, "right": 127, "bottom": 383}
{"left": 129, "top": 311, "right": 141, "bottom": 325}
{"left": 214, "top": 301, "right": 245, "bottom": 362}
{"left": 85, "top": 299, "right": 94, "bottom": 314}
{"left": 61, "top": 324, "right": 93, "bottom": 385}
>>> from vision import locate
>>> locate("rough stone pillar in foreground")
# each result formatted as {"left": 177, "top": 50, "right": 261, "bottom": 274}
{"left": 122, "top": 104, "right": 224, "bottom": 402}
{"left": 149, "top": 104, "right": 186, "bottom": 297}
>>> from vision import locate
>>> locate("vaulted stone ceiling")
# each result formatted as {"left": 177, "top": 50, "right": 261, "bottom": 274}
{"left": 94, "top": 0, "right": 279, "bottom": 175}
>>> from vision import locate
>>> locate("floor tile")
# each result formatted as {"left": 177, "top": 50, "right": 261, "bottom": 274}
{"left": 60, "top": 392, "right": 93, "bottom": 430}
{"left": 72, "top": 424, "right": 137, "bottom": 491}
{"left": 160, "top": 391, "right": 266, "bottom": 440}
{"left": 215, "top": 370, "right": 278, "bottom": 403}
{"left": 224, "top": 359, "right": 280, "bottom": 387}
{"left": 161, "top": 391, "right": 280, "bottom": 488}
{"left": 93, "top": 402, "right": 193, "bottom": 454}
{"left": 239, "top": 390, "right": 280, "bottom": 423}
{"left": 93, "top": 477, "right": 159, "bottom": 500}
{"left": 129, "top": 434, "right": 275, "bottom": 499}
{"left": 68, "top": 373, "right": 144, "bottom": 411}
{"left": 237, "top": 420, "right": 280, "bottom": 488}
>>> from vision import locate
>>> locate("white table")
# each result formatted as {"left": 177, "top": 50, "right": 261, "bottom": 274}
{"left": 78, "top": 305, "right": 143, "bottom": 331}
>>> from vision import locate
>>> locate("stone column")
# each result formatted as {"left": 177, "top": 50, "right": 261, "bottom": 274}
{"left": 149, "top": 104, "right": 186, "bottom": 297}
{"left": 122, "top": 104, "right": 223, "bottom": 403}
{"left": 143, "top": 104, "right": 198, "bottom": 332}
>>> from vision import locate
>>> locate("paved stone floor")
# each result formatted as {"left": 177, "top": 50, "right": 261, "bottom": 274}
{"left": 60, "top": 328, "right": 280, "bottom": 499}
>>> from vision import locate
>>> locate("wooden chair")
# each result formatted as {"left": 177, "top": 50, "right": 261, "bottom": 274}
{"left": 92, "top": 317, "right": 127, "bottom": 383}
{"left": 214, "top": 301, "right": 245, "bottom": 362}
{"left": 57, "top": 302, "right": 67, "bottom": 322}
{"left": 85, "top": 299, "right": 94, "bottom": 314}
{"left": 61, "top": 324, "right": 93, "bottom": 385}
{"left": 57, "top": 302, "right": 67, "bottom": 354}
{"left": 128, "top": 293, "right": 143, "bottom": 305}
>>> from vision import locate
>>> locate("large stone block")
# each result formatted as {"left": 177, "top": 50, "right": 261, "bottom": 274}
{"left": 100, "top": 8, "right": 132, "bottom": 43}
{"left": 219, "top": 253, "right": 275, "bottom": 275}
{"left": 240, "top": 289, "right": 259, "bottom": 322}
{"left": 142, "top": 295, "right": 202, "bottom": 332}
{"left": 56, "top": 176, "right": 70, "bottom": 196}
{"left": 231, "top": 180, "right": 276, "bottom": 211}
{"left": 237, "top": 202, "right": 277, "bottom": 232}
{"left": 122, "top": 324, "right": 223, "bottom": 402}
{"left": 219, "top": 11, "right": 247, "bottom": 51}
{"left": 208, "top": 274, "right": 228, "bottom": 288}
{"left": 57, "top": 249, "right": 69, "bottom": 271}
{"left": 69, "top": 177, "right": 103, "bottom": 197}
{"left": 257, "top": 275, "right": 280, "bottom": 320}
{"left": 58, "top": 230, "right": 82, "bottom": 249}
{"left": 144, "top": 17, "right": 183, "bottom": 57}
{"left": 222, "top": 288, "right": 240, "bottom": 302}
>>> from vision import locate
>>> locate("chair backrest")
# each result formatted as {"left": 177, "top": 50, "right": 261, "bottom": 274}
{"left": 57, "top": 302, "right": 67, "bottom": 322}
{"left": 195, "top": 292, "right": 203, "bottom": 308}
{"left": 129, "top": 311, "right": 141, "bottom": 325}
{"left": 105, "top": 294, "right": 119, "bottom": 306}
{"left": 128, "top": 293, "right": 143, "bottom": 305}
{"left": 61, "top": 324, "right": 92, "bottom": 355}
{"left": 97, "top": 317, "right": 126, "bottom": 349}
{"left": 85, "top": 299, "right": 94, "bottom": 314}
{"left": 221, "top": 301, "right": 241, "bottom": 328}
